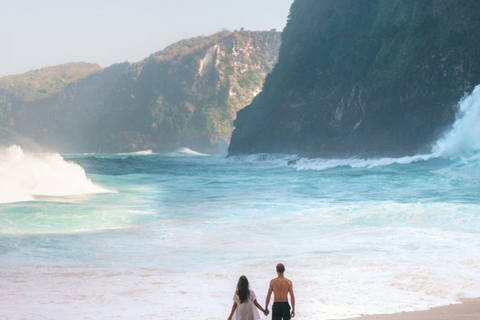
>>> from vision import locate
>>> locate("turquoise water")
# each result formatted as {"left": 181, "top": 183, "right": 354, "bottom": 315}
{"left": 1, "top": 87, "right": 480, "bottom": 319}
{"left": 1, "top": 150, "right": 480, "bottom": 319}
{"left": 3, "top": 152, "right": 479, "bottom": 266}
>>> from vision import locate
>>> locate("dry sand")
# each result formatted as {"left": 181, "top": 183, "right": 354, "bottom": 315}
{"left": 341, "top": 298, "right": 480, "bottom": 320}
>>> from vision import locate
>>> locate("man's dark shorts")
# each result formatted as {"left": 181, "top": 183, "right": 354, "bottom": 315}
{"left": 272, "top": 302, "right": 291, "bottom": 320}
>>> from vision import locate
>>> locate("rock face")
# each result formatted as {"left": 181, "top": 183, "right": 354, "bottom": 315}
{"left": 0, "top": 62, "right": 102, "bottom": 146}
{"left": 0, "top": 31, "right": 281, "bottom": 153}
{"left": 228, "top": 0, "right": 480, "bottom": 158}
{"left": 99, "top": 31, "right": 281, "bottom": 153}
{"left": 10, "top": 63, "right": 130, "bottom": 152}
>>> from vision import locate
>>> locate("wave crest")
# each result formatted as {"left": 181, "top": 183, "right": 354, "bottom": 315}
{"left": 433, "top": 85, "right": 480, "bottom": 157}
{"left": 116, "top": 150, "right": 153, "bottom": 155}
{"left": 0, "top": 145, "right": 111, "bottom": 204}
{"left": 230, "top": 84, "right": 480, "bottom": 170}
{"left": 170, "top": 147, "right": 208, "bottom": 156}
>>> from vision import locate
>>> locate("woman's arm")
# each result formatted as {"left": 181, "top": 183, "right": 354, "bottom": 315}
{"left": 265, "top": 281, "right": 273, "bottom": 314}
{"left": 227, "top": 301, "right": 237, "bottom": 320}
{"left": 253, "top": 299, "right": 266, "bottom": 314}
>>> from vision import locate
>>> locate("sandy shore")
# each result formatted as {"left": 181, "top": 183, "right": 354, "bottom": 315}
{"left": 341, "top": 298, "right": 480, "bottom": 320}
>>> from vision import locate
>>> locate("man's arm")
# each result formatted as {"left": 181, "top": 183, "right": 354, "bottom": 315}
{"left": 289, "top": 281, "right": 295, "bottom": 318}
{"left": 265, "top": 281, "right": 273, "bottom": 313}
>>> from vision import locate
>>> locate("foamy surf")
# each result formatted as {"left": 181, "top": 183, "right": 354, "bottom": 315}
{"left": 0, "top": 145, "right": 112, "bottom": 204}
{"left": 293, "top": 153, "right": 436, "bottom": 171}
{"left": 227, "top": 153, "right": 436, "bottom": 171}
{"left": 168, "top": 147, "right": 208, "bottom": 156}
{"left": 116, "top": 150, "right": 154, "bottom": 155}
{"left": 1, "top": 150, "right": 479, "bottom": 318}
{"left": 1, "top": 204, "right": 479, "bottom": 319}
{"left": 433, "top": 84, "right": 480, "bottom": 157}
{"left": 229, "top": 84, "right": 480, "bottom": 171}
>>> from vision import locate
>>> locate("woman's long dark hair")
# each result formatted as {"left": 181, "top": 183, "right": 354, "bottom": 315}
{"left": 236, "top": 275, "right": 250, "bottom": 303}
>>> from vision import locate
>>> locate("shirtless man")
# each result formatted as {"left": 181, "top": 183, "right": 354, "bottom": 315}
{"left": 265, "top": 263, "right": 295, "bottom": 319}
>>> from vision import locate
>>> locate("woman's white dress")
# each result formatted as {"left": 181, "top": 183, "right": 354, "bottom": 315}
{"left": 232, "top": 289, "right": 261, "bottom": 320}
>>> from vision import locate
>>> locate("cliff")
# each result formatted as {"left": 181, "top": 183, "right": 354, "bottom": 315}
{"left": 1, "top": 30, "right": 281, "bottom": 153}
{"left": 98, "top": 30, "right": 281, "bottom": 153}
{"left": 0, "top": 62, "right": 102, "bottom": 145}
{"left": 228, "top": 0, "right": 480, "bottom": 158}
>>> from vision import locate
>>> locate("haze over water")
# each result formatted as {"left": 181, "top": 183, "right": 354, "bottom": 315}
{"left": 1, "top": 87, "right": 480, "bottom": 319}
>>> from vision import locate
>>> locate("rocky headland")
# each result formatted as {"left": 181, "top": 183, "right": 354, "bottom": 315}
{"left": 229, "top": 0, "right": 480, "bottom": 158}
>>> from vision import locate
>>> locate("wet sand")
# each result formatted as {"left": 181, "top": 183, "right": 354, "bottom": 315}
{"left": 342, "top": 298, "right": 480, "bottom": 320}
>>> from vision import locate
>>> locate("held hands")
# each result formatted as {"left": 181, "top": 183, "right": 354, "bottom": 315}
{"left": 264, "top": 308, "right": 269, "bottom": 316}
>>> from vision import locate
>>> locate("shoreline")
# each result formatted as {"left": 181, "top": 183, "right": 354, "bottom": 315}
{"left": 340, "top": 298, "right": 480, "bottom": 320}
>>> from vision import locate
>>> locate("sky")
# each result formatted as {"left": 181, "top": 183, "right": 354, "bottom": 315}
{"left": 0, "top": 0, "right": 294, "bottom": 77}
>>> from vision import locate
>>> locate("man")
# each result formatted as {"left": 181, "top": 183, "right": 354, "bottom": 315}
{"left": 265, "top": 263, "right": 295, "bottom": 319}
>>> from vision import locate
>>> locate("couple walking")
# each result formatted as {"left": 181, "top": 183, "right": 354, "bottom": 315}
{"left": 227, "top": 263, "right": 295, "bottom": 320}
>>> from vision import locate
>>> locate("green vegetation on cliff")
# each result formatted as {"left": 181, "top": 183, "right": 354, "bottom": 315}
{"left": 100, "top": 30, "right": 280, "bottom": 152}
{"left": 1, "top": 31, "right": 281, "bottom": 153}
{"left": 0, "top": 62, "right": 101, "bottom": 142}
{"left": 0, "top": 62, "right": 101, "bottom": 101}
{"left": 229, "top": 0, "right": 480, "bottom": 157}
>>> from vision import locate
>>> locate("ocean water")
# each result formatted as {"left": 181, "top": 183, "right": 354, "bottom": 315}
{"left": 1, "top": 87, "right": 480, "bottom": 319}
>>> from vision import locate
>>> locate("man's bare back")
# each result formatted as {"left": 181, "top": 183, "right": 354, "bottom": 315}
{"left": 265, "top": 263, "right": 295, "bottom": 319}
{"left": 270, "top": 277, "right": 293, "bottom": 302}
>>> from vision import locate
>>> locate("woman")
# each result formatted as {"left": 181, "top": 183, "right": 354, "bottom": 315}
{"left": 228, "top": 275, "right": 267, "bottom": 320}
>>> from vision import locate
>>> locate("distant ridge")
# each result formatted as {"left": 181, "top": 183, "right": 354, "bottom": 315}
{"left": 0, "top": 30, "right": 281, "bottom": 154}
{"left": 0, "top": 62, "right": 101, "bottom": 101}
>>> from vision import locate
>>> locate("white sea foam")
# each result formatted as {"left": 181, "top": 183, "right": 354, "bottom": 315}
{"left": 433, "top": 85, "right": 480, "bottom": 157}
{"left": 231, "top": 85, "right": 480, "bottom": 171}
{"left": 0, "top": 145, "right": 111, "bottom": 204}
{"left": 293, "top": 153, "right": 435, "bottom": 171}
{"left": 228, "top": 152, "right": 435, "bottom": 171}
{"left": 117, "top": 149, "right": 153, "bottom": 155}
{"left": 170, "top": 147, "right": 208, "bottom": 156}
{"left": 1, "top": 202, "right": 479, "bottom": 319}
{"left": 1, "top": 152, "right": 479, "bottom": 318}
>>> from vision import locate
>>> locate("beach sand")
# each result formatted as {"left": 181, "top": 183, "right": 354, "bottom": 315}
{"left": 341, "top": 298, "right": 480, "bottom": 320}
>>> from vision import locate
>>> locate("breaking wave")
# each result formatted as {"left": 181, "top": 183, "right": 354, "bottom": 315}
{"left": 433, "top": 85, "right": 480, "bottom": 157}
{"left": 117, "top": 150, "right": 153, "bottom": 155}
{"left": 293, "top": 154, "right": 435, "bottom": 171}
{"left": 231, "top": 84, "right": 480, "bottom": 171}
{"left": 0, "top": 145, "right": 111, "bottom": 204}
{"left": 169, "top": 147, "right": 208, "bottom": 156}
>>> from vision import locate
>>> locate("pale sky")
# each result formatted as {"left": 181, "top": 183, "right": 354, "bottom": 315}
{"left": 0, "top": 0, "right": 294, "bottom": 77}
